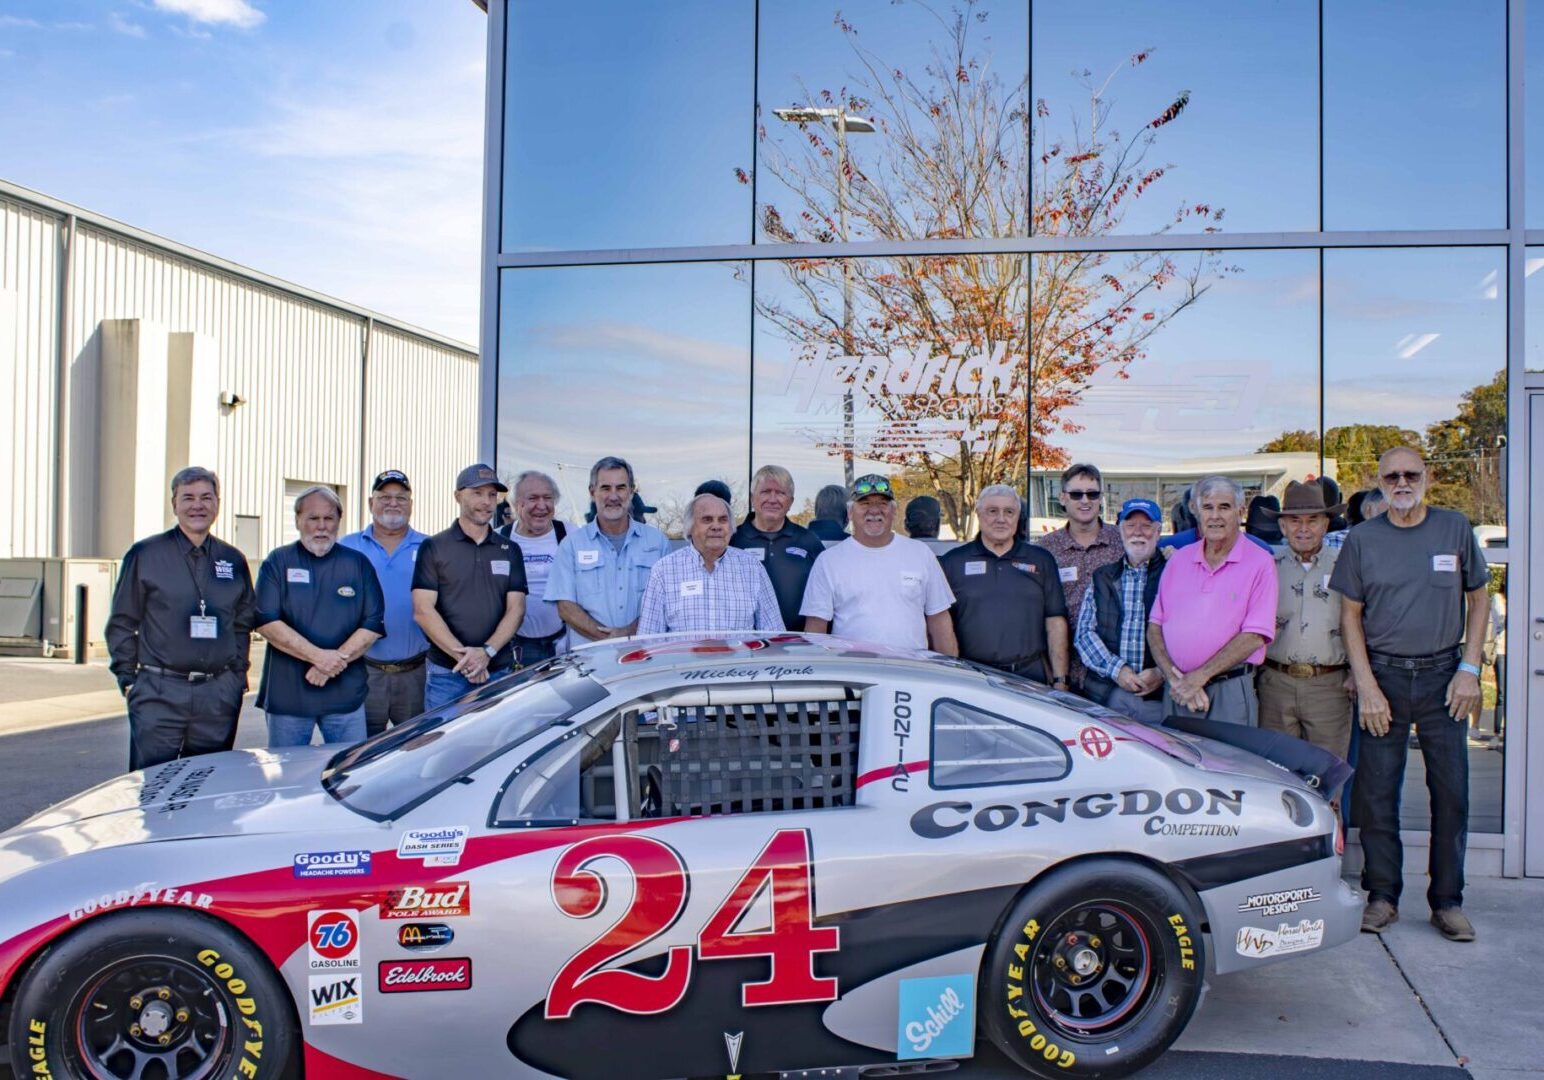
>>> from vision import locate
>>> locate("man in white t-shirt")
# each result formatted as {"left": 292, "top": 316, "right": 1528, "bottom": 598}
{"left": 500, "top": 470, "right": 570, "bottom": 664}
{"left": 800, "top": 474, "right": 958, "bottom": 654}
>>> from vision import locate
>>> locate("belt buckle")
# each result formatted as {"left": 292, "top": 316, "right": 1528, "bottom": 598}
{"left": 1287, "top": 662, "right": 1315, "bottom": 679}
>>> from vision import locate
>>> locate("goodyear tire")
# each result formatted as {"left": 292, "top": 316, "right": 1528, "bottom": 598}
{"left": 981, "top": 859, "right": 1205, "bottom": 1078}
{"left": 7, "top": 909, "right": 297, "bottom": 1080}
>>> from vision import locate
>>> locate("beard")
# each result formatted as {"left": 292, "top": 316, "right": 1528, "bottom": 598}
{"left": 377, "top": 511, "right": 408, "bottom": 529}
{"left": 301, "top": 536, "right": 336, "bottom": 557}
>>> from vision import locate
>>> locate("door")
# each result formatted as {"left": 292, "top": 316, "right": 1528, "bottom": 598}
{"left": 1527, "top": 394, "right": 1544, "bottom": 875}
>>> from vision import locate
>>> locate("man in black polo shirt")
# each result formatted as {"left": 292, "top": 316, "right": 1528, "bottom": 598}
{"left": 730, "top": 464, "right": 824, "bottom": 629}
{"left": 413, "top": 463, "right": 528, "bottom": 713}
{"left": 107, "top": 466, "right": 256, "bottom": 770}
{"left": 940, "top": 484, "right": 1069, "bottom": 685}
{"left": 255, "top": 486, "right": 385, "bottom": 747}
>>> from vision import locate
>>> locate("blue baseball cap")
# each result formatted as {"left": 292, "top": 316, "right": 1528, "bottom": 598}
{"left": 1117, "top": 498, "right": 1162, "bottom": 523}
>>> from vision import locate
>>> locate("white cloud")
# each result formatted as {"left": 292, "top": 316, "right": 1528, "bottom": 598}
{"left": 0, "top": 15, "right": 43, "bottom": 28}
{"left": 108, "top": 12, "right": 147, "bottom": 38}
{"left": 150, "top": 0, "right": 263, "bottom": 29}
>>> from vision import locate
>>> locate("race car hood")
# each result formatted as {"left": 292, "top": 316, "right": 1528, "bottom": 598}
{"left": 0, "top": 748, "right": 354, "bottom": 859}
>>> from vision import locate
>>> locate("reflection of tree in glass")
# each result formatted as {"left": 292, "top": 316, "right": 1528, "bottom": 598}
{"left": 748, "top": 0, "right": 1226, "bottom": 534}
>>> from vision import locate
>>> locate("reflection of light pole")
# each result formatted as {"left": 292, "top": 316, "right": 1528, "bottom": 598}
{"left": 773, "top": 106, "right": 875, "bottom": 487}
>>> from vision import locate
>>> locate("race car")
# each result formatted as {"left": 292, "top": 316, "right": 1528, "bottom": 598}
{"left": 0, "top": 633, "right": 1359, "bottom": 1079}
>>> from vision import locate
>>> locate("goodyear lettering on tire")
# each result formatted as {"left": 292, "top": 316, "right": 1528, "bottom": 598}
{"left": 197, "top": 948, "right": 265, "bottom": 1078}
{"left": 24, "top": 1018, "right": 53, "bottom": 1080}
{"left": 1002, "top": 916, "right": 1077, "bottom": 1070}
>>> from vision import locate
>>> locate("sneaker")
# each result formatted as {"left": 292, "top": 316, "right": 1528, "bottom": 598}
{"left": 1430, "top": 907, "right": 1476, "bottom": 942}
{"left": 1361, "top": 899, "right": 1399, "bottom": 933}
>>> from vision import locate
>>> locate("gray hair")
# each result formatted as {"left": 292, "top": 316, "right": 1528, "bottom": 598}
{"left": 589, "top": 455, "right": 635, "bottom": 489}
{"left": 514, "top": 470, "right": 559, "bottom": 498}
{"left": 976, "top": 483, "right": 1020, "bottom": 510}
{"left": 1363, "top": 487, "right": 1388, "bottom": 509}
{"left": 814, "top": 484, "right": 848, "bottom": 525}
{"left": 1190, "top": 475, "right": 1245, "bottom": 512}
{"left": 170, "top": 466, "right": 220, "bottom": 499}
{"left": 685, "top": 493, "right": 730, "bottom": 530}
{"left": 751, "top": 464, "right": 794, "bottom": 497}
{"left": 293, "top": 484, "right": 343, "bottom": 517}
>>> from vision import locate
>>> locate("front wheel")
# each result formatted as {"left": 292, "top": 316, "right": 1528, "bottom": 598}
{"left": 8, "top": 909, "right": 298, "bottom": 1080}
{"left": 981, "top": 858, "right": 1205, "bottom": 1078}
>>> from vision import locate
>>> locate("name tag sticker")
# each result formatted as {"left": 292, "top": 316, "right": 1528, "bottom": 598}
{"left": 337, "top": 585, "right": 356, "bottom": 597}
{"left": 189, "top": 615, "right": 218, "bottom": 639}
{"left": 786, "top": 546, "right": 807, "bottom": 559}
{"left": 1014, "top": 562, "right": 1035, "bottom": 574}
{"left": 1322, "top": 574, "right": 1332, "bottom": 590}
{"left": 747, "top": 547, "right": 766, "bottom": 560}
{"left": 287, "top": 568, "right": 310, "bottom": 584}
{"left": 964, "top": 560, "right": 987, "bottom": 576}
{"left": 490, "top": 560, "right": 511, "bottom": 576}
{"left": 577, "top": 549, "right": 600, "bottom": 566}
{"left": 680, "top": 580, "right": 704, "bottom": 597}
{"left": 1058, "top": 566, "right": 1078, "bottom": 583}
{"left": 1432, "top": 554, "right": 1458, "bottom": 572}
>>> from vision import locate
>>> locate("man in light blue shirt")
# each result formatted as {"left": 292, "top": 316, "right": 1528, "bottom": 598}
{"left": 339, "top": 470, "right": 429, "bottom": 734}
{"left": 546, "top": 456, "right": 669, "bottom": 642}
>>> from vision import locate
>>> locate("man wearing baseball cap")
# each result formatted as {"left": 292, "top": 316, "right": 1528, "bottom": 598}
{"left": 340, "top": 470, "right": 430, "bottom": 734}
{"left": 1075, "top": 498, "right": 1169, "bottom": 723}
{"left": 411, "top": 464, "right": 528, "bottom": 712}
{"left": 800, "top": 474, "right": 957, "bottom": 654}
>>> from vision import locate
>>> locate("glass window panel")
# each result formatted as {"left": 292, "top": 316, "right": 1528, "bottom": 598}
{"left": 754, "top": 0, "right": 1029, "bottom": 243}
{"left": 1324, "top": 0, "right": 1505, "bottom": 230}
{"left": 1529, "top": 4, "right": 1544, "bottom": 226}
{"left": 929, "top": 699, "right": 1071, "bottom": 789}
{"left": 1032, "top": 0, "right": 1317, "bottom": 235}
{"left": 1028, "top": 249, "right": 1320, "bottom": 535}
{"left": 1527, "top": 246, "right": 1544, "bottom": 371}
{"left": 496, "top": 263, "right": 751, "bottom": 536}
{"left": 1323, "top": 248, "right": 1506, "bottom": 534}
{"left": 752, "top": 254, "right": 1029, "bottom": 537}
{"left": 501, "top": 0, "right": 753, "bottom": 251}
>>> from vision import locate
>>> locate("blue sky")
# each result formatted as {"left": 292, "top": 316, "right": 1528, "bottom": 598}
{"left": 0, "top": 0, "right": 487, "bottom": 341}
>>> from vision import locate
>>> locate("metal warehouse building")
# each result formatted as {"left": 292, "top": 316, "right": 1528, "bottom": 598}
{"left": 0, "top": 179, "right": 477, "bottom": 652}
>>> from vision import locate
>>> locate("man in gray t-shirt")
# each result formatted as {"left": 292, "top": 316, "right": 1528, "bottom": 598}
{"left": 1330, "top": 446, "right": 1491, "bottom": 943}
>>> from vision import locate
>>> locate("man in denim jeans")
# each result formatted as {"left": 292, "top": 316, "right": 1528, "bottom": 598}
{"left": 1332, "top": 446, "right": 1491, "bottom": 942}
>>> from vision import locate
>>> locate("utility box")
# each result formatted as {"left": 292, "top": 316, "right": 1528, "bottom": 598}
{"left": 0, "top": 559, "right": 118, "bottom": 658}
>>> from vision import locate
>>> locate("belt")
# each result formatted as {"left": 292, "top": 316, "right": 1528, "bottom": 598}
{"left": 997, "top": 654, "right": 1046, "bottom": 676}
{"left": 138, "top": 662, "right": 237, "bottom": 683}
{"left": 1368, "top": 647, "right": 1461, "bottom": 671}
{"left": 516, "top": 629, "right": 566, "bottom": 646}
{"left": 1204, "top": 664, "right": 1255, "bottom": 687}
{"left": 1264, "top": 658, "right": 1348, "bottom": 679}
{"left": 365, "top": 652, "right": 427, "bottom": 673}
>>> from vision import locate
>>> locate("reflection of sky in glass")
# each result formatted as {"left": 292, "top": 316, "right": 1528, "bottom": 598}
{"left": 1324, "top": 248, "right": 1505, "bottom": 432}
{"left": 1033, "top": 0, "right": 1317, "bottom": 234}
{"left": 501, "top": 0, "right": 752, "bottom": 251}
{"left": 496, "top": 264, "right": 750, "bottom": 519}
{"left": 1045, "top": 250, "right": 1319, "bottom": 467}
{"left": 1529, "top": 6, "right": 1544, "bottom": 226}
{"left": 1526, "top": 248, "right": 1544, "bottom": 371}
{"left": 1324, "top": 0, "right": 1504, "bottom": 229}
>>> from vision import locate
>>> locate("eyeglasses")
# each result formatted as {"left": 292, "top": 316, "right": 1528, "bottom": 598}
{"left": 1381, "top": 471, "right": 1424, "bottom": 485}
{"left": 851, "top": 478, "right": 893, "bottom": 497}
{"left": 1064, "top": 490, "right": 1102, "bottom": 501}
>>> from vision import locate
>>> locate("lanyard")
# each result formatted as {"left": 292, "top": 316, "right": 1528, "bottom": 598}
{"left": 182, "top": 540, "right": 210, "bottom": 618}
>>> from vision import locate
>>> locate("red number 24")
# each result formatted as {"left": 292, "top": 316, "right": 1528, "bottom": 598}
{"left": 545, "top": 829, "right": 839, "bottom": 1019}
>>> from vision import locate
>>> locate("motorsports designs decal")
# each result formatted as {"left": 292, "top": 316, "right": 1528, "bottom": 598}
{"left": 381, "top": 883, "right": 471, "bottom": 919}
{"left": 379, "top": 958, "right": 472, "bottom": 993}
{"left": 1237, "top": 887, "right": 1322, "bottom": 917}
{"left": 294, "top": 850, "right": 373, "bottom": 878}
{"left": 897, "top": 975, "right": 975, "bottom": 1060}
{"left": 910, "top": 787, "right": 1246, "bottom": 840}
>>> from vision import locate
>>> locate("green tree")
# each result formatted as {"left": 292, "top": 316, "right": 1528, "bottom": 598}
{"left": 1256, "top": 430, "right": 1318, "bottom": 454}
{"left": 1424, "top": 369, "right": 1506, "bottom": 526}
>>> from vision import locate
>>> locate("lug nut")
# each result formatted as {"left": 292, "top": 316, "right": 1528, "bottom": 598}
{"left": 1054, "top": 956, "right": 1066, "bottom": 969}
{"left": 158, "top": 988, "right": 171, "bottom": 1001}
{"left": 175, "top": 1009, "right": 189, "bottom": 1023}
{"left": 1090, "top": 936, "right": 1101, "bottom": 948}
{"left": 129, "top": 1024, "right": 142, "bottom": 1038}
{"left": 1068, "top": 973, "right": 1080, "bottom": 984}
{"left": 158, "top": 1034, "right": 171, "bottom": 1046}
{"left": 129, "top": 995, "right": 143, "bottom": 1011}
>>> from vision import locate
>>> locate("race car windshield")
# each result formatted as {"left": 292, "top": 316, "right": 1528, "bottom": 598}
{"left": 320, "top": 658, "right": 609, "bottom": 820}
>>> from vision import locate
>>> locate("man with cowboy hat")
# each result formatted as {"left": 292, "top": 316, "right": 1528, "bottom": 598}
{"left": 1257, "top": 479, "right": 1354, "bottom": 758}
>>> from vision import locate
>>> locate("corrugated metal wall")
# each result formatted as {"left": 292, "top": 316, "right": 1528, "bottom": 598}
{"left": 0, "top": 185, "right": 477, "bottom": 561}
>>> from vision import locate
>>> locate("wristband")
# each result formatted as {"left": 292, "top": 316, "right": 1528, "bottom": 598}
{"left": 1457, "top": 661, "right": 1481, "bottom": 677}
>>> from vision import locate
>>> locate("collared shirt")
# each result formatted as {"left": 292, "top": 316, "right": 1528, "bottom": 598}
{"left": 940, "top": 537, "right": 1065, "bottom": 669}
{"left": 1149, "top": 533, "right": 1278, "bottom": 672}
{"left": 545, "top": 518, "right": 670, "bottom": 634}
{"left": 411, "top": 521, "right": 528, "bottom": 670}
{"left": 636, "top": 544, "right": 784, "bottom": 635}
{"left": 1324, "top": 529, "right": 1346, "bottom": 550}
{"left": 807, "top": 519, "right": 848, "bottom": 543}
{"left": 1268, "top": 545, "right": 1346, "bottom": 666}
{"left": 106, "top": 527, "right": 256, "bottom": 681}
{"left": 730, "top": 517, "right": 823, "bottom": 629}
{"left": 1075, "top": 558, "right": 1151, "bottom": 681}
{"left": 255, "top": 542, "right": 385, "bottom": 717}
{"left": 339, "top": 525, "right": 428, "bottom": 662}
{"left": 1036, "top": 521, "right": 1122, "bottom": 682}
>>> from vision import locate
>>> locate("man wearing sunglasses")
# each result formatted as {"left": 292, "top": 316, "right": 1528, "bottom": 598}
{"left": 1037, "top": 463, "right": 1123, "bottom": 689}
{"left": 800, "top": 474, "right": 958, "bottom": 655}
{"left": 1331, "top": 446, "right": 1490, "bottom": 943}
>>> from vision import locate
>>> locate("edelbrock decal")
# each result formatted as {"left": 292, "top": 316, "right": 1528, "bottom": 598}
{"left": 896, "top": 975, "right": 975, "bottom": 1060}
{"left": 909, "top": 787, "right": 1245, "bottom": 840}
{"left": 397, "top": 827, "right": 468, "bottom": 866}
{"left": 1235, "top": 918, "right": 1325, "bottom": 958}
{"left": 294, "top": 850, "right": 373, "bottom": 879}
{"left": 378, "top": 958, "right": 472, "bottom": 993}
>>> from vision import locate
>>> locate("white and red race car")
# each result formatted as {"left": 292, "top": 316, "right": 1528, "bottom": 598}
{"left": 0, "top": 634, "right": 1358, "bottom": 1078}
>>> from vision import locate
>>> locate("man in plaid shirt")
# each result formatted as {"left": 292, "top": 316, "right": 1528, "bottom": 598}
{"left": 638, "top": 495, "right": 784, "bottom": 634}
{"left": 1074, "top": 499, "right": 1168, "bottom": 723}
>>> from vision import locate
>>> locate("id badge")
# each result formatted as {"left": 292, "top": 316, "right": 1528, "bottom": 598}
{"left": 189, "top": 615, "right": 218, "bottom": 639}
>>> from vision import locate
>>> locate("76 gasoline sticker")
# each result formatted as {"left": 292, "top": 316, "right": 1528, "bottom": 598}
{"left": 308, "top": 909, "right": 361, "bottom": 971}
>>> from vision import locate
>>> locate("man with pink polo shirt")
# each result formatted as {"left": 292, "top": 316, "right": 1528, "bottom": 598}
{"left": 1147, "top": 475, "right": 1278, "bottom": 726}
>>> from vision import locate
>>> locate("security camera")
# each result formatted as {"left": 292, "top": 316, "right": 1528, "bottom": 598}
{"left": 218, "top": 391, "right": 246, "bottom": 409}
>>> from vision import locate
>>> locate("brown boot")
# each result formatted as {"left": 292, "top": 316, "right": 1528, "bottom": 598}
{"left": 1361, "top": 898, "right": 1398, "bottom": 933}
{"left": 1430, "top": 907, "right": 1476, "bottom": 942}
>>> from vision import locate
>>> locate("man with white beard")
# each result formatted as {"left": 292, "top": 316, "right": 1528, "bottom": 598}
{"left": 255, "top": 485, "right": 385, "bottom": 747}
{"left": 340, "top": 470, "right": 430, "bottom": 735}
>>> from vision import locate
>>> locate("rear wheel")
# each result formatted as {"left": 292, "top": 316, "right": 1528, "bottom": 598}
{"left": 8, "top": 909, "right": 297, "bottom": 1080}
{"left": 981, "top": 859, "right": 1205, "bottom": 1078}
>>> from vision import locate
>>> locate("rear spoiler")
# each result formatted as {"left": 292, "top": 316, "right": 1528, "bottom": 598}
{"left": 1164, "top": 716, "right": 1354, "bottom": 799}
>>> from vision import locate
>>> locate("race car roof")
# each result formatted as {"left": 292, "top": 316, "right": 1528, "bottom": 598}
{"left": 567, "top": 632, "right": 941, "bottom": 685}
